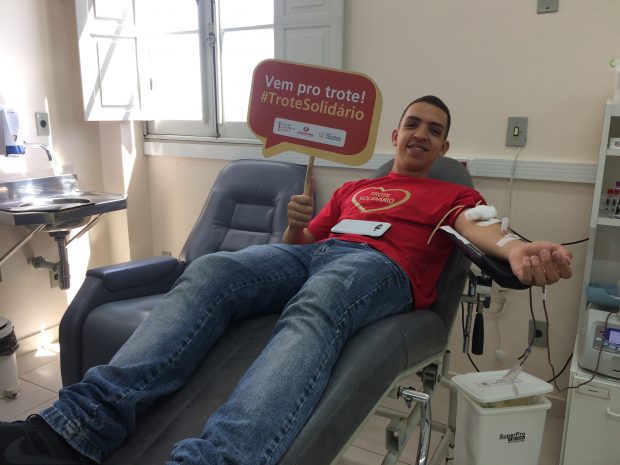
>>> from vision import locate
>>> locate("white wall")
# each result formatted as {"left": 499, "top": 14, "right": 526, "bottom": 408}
{"left": 0, "top": 0, "right": 122, "bottom": 351}
{"left": 347, "top": 0, "right": 618, "bottom": 163}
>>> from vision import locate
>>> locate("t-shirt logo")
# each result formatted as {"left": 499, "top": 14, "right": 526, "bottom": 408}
{"left": 352, "top": 187, "right": 411, "bottom": 212}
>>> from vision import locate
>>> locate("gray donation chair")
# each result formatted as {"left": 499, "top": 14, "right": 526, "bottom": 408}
{"left": 59, "top": 157, "right": 525, "bottom": 465}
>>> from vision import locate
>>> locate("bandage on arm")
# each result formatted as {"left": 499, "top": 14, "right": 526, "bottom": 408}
{"left": 455, "top": 210, "right": 526, "bottom": 255}
{"left": 452, "top": 211, "right": 530, "bottom": 280}
{"left": 463, "top": 205, "right": 498, "bottom": 221}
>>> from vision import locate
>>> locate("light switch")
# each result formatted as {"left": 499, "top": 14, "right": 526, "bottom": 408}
{"left": 537, "top": 0, "right": 559, "bottom": 14}
{"left": 506, "top": 116, "right": 528, "bottom": 147}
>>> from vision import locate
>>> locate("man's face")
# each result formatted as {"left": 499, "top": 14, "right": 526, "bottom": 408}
{"left": 391, "top": 102, "right": 450, "bottom": 177}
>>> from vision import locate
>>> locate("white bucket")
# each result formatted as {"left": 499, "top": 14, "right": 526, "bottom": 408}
{"left": 453, "top": 370, "right": 552, "bottom": 465}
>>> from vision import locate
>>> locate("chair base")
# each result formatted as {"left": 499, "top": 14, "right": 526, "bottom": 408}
{"left": 330, "top": 351, "right": 458, "bottom": 465}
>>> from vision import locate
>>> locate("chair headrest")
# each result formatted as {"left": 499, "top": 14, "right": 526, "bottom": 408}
{"left": 373, "top": 157, "right": 473, "bottom": 188}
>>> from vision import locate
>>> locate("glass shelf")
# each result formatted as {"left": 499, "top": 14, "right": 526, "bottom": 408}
{"left": 597, "top": 216, "right": 620, "bottom": 227}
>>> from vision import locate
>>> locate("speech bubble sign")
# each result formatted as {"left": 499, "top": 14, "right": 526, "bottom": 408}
{"left": 248, "top": 59, "right": 382, "bottom": 166}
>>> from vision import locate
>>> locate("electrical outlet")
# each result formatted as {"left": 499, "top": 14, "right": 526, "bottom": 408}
{"left": 537, "top": 0, "right": 559, "bottom": 14}
{"left": 49, "top": 269, "right": 59, "bottom": 288}
{"left": 506, "top": 116, "right": 528, "bottom": 147}
{"left": 528, "top": 319, "right": 548, "bottom": 348}
{"left": 35, "top": 112, "right": 50, "bottom": 136}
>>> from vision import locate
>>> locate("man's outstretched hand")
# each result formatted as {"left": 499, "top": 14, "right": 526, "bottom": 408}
{"left": 508, "top": 241, "right": 573, "bottom": 287}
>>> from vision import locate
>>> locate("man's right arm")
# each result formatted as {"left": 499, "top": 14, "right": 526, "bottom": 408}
{"left": 283, "top": 191, "right": 316, "bottom": 244}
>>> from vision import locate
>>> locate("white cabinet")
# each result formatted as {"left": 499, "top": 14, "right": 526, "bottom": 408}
{"left": 561, "top": 101, "right": 620, "bottom": 464}
{"left": 561, "top": 359, "right": 620, "bottom": 465}
{"left": 579, "top": 101, "right": 620, "bottom": 304}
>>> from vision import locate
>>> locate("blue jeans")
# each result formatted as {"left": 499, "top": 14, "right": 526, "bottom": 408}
{"left": 41, "top": 240, "right": 412, "bottom": 464}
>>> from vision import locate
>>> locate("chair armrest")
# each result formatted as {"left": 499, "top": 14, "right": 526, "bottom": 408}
{"left": 439, "top": 226, "right": 528, "bottom": 290}
{"left": 88, "top": 256, "right": 185, "bottom": 292}
{"left": 63, "top": 256, "right": 185, "bottom": 332}
{"left": 451, "top": 237, "right": 528, "bottom": 290}
{"left": 59, "top": 256, "right": 185, "bottom": 385}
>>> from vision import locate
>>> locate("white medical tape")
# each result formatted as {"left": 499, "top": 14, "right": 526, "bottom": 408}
{"left": 476, "top": 218, "right": 502, "bottom": 227}
{"left": 464, "top": 205, "right": 498, "bottom": 221}
{"left": 501, "top": 217, "right": 509, "bottom": 233}
{"left": 496, "top": 233, "right": 521, "bottom": 247}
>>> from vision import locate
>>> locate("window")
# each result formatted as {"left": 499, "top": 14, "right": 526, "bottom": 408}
{"left": 147, "top": 0, "right": 274, "bottom": 139}
{"left": 75, "top": 0, "right": 343, "bottom": 143}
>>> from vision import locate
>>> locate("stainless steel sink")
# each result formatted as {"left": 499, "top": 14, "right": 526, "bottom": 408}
{"left": 4, "top": 196, "right": 92, "bottom": 212}
{"left": 0, "top": 173, "right": 79, "bottom": 203}
{"left": 0, "top": 174, "right": 127, "bottom": 228}
{"left": 0, "top": 174, "right": 128, "bottom": 289}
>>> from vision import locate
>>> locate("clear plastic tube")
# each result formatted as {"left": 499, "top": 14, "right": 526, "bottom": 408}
{"left": 612, "top": 58, "right": 620, "bottom": 102}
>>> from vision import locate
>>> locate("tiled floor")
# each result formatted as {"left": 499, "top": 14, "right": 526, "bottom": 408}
{"left": 1, "top": 352, "right": 562, "bottom": 465}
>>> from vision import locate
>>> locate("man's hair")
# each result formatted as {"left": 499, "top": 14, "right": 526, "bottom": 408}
{"left": 398, "top": 95, "right": 451, "bottom": 139}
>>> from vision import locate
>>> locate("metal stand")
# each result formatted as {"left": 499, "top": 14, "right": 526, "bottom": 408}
{"left": 462, "top": 269, "right": 492, "bottom": 355}
{"left": 0, "top": 225, "right": 46, "bottom": 269}
{"left": 377, "top": 352, "right": 459, "bottom": 465}
{"left": 398, "top": 388, "right": 431, "bottom": 465}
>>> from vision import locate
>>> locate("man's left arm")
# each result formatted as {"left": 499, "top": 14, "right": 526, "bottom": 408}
{"left": 454, "top": 212, "right": 573, "bottom": 287}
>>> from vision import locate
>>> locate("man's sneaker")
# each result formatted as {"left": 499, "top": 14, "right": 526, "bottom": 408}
{"left": 0, "top": 415, "right": 96, "bottom": 465}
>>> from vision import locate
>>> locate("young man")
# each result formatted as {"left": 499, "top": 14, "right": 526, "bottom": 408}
{"left": 0, "top": 96, "right": 572, "bottom": 465}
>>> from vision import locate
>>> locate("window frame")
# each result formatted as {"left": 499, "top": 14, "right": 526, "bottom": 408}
{"left": 75, "top": 0, "right": 345, "bottom": 153}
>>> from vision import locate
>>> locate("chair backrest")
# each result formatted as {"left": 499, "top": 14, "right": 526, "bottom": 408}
{"left": 372, "top": 156, "right": 473, "bottom": 328}
{"left": 180, "top": 159, "right": 307, "bottom": 263}
{"left": 373, "top": 156, "right": 473, "bottom": 188}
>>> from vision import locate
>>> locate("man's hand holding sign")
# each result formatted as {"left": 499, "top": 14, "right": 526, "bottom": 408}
{"left": 248, "top": 59, "right": 383, "bottom": 245}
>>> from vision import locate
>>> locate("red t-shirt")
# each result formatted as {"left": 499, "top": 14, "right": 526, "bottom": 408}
{"left": 308, "top": 172, "right": 485, "bottom": 309}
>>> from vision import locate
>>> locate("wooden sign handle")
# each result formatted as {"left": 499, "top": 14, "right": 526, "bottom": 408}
{"left": 304, "top": 156, "right": 315, "bottom": 195}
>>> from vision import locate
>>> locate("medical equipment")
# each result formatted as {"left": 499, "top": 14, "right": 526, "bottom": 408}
{"left": 612, "top": 58, "right": 620, "bottom": 102}
{"left": 578, "top": 305, "right": 620, "bottom": 379}
{"left": 464, "top": 204, "right": 497, "bottom": 221}
{"left": 462, "top": 269, "right": 492, "bottom": 355}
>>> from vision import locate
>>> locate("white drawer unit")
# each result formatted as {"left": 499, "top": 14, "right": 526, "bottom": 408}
{"left": 561, "top": 370, "right": 620, "bottom": 465}
{"left": 562, "top": 101, "right": 620, "bottom": 465}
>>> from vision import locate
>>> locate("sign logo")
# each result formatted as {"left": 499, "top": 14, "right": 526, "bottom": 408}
{"left": 352, "top": 187, "right": 411, "bottom": 213}
{"left": 498, "top": 432, "right": 526, "bottom": 444}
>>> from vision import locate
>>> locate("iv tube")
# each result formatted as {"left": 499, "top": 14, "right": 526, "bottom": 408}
{"left": 611, "top": 58, "right": 620, "bottom": 102}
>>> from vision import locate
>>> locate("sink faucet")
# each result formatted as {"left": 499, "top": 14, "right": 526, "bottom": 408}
{"left": 25, "top": 143, "right": 55, "bottom": 162}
